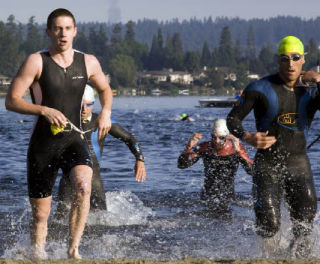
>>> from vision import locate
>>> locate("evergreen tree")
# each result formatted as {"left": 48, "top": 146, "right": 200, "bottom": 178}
{"left": 125, "top": 21, "right": 135, "bottom": 42}
{"left": 0, "top": 17, "right": 24, "bottom": 76}
{"left": 304, "top": 38, "right": 318, "bottom": 70}
{"left": 22, "top": 16, "right": 42, "bottom": 54}
{"left": 246, "top": 24, "right": 256, "bottom": 58}
{"left": 211, "top": 47, "right": 218, "bottom": 67}
{"left": 111, "top": 23, "right": 122, "bottom": 46}
{"left": 147, "top": 28, "right": 165, "bottom": 70}
{"left": 157, "top": 28, "right": 163, "bottom": 51}
{"left": 74, "top": 27, "right": 90, "bottom": 52}
{"left": 207, "top": 68, "right": 224, "bottom": 91}
{"left": 233, "top": 39, "right": 243, "bottom": 63}
{"left": 200, "top": 41, "right": 211, "bottom": 68}
{"left": 184, "top": 51, "right": 200, "bottom": 73}
{"left": 218, "top": 26, "right": 234, "bottom": 67}
{"left": 259, "top": 45, "right": 277, "bottom": 74}
{"left": 148, "top": 34, "right": 160, "bottom": 70}
{"left": 171, "top": 32, "right": 184, "bottom": 70}
{"left": 122, "top": 22, "right": 148, "bottom": 71}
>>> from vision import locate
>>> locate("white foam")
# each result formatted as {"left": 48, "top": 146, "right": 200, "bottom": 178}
{"left": 87, "top": 190, "right": 154, "bottom": 226}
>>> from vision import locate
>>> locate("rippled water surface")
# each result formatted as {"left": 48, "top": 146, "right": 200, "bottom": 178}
{"left": 1, "top": 96, "right": 320, "bottom": 260}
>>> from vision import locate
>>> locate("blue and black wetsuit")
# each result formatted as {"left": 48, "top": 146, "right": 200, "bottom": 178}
{"left": 57, "top": 113, "right": 144, "bottom": 211}
{"left": 28, "top": 50, "right": 92, "bottom": 198}
{"left": 227, "top": 74, "right": 320, "bottom": 238}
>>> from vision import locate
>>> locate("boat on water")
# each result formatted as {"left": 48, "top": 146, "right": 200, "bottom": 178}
{"left": 199, "top": 97, "right": 237, "bottom": 108}
{"left": 151, "top": 88, "right": 162, "bottom": 96}
{"left": 178, "top": 89, "right": 190, "bottom": 95}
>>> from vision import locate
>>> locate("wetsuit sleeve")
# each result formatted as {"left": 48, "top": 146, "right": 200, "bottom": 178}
{"left": 307, "top": 86, "right": 320, "bottom": 127}
{"left": 177, "top": 146, "right": 201, "bottom": 169}
{"left": 227, "top": 86, "right": 258, "bottom": 139}
{"left": 108, "top": 123, "right": 144, "bottom": 161}
{"left": 237, "top": 144, "right": 253, "bottom": 175}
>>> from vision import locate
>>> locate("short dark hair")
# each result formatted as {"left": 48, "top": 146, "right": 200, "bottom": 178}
{"left": 47, "top": 8, "right": 76, "bottom": 29}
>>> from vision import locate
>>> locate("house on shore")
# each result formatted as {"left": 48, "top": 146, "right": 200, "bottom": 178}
{"left": 137, "top": 69, "right": 193, "bottom": 85}
{"left": 0, "top": 74, "right": 12, "bottom": 86}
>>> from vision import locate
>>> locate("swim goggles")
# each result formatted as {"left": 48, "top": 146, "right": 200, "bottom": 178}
{"left": 50, "top": 119, "right": 91, "bottom": 139}
{"left": 279, "top": 54, "right": 302, "bottom": 62}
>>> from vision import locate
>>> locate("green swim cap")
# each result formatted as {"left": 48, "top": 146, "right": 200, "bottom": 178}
{"left": 181, "top": 113, "right": 187, "bottom": 118}
{"left": 278, "top": 36, "right": 304, "bottom": 55}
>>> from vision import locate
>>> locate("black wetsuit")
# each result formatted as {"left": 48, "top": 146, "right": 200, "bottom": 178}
{"left": 28, "top": 50, "right": 92, "bottom": 198}
{"left": 57, "top": 113, "right": 144, "bottom": 211}
{"left": 227, "top": 74, "right": 320, "bottom": 239}
{"left": 178, "top": 139, "right": 253, "bottom": 211}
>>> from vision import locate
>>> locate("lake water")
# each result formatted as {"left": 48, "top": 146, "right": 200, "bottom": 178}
{"left": 1, "top": 96, "right": 320, "bottom": 260}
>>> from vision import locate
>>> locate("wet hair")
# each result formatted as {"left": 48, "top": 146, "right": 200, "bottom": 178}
{"left": 47, "top": 8, "right": 76, "bottom": 29}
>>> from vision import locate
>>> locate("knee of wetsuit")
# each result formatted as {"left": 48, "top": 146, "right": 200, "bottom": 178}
{"left": 256, "top": 224, "right": 279, "bottom": 238}
{"left": 292, "top": 222, "right": 313, "bottom": 238}
{"left": 255, "top": 220, "right": 280, "bottom": 238}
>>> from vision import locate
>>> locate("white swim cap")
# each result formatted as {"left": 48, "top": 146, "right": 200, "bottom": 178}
{"left": 212, "top": 119, "right": 229, "bottom": 136}
{"left": 83, "top": 84, "right": 95, "bottom": 102}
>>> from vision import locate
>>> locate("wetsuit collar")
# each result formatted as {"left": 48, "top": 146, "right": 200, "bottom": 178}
{"left": 82, "top": 114, "right": 92, "bottom": 123}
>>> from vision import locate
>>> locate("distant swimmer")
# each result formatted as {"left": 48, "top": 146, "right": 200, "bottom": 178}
{"left": 5, "top": 8, "right": 113, "bottom": 260}
{"left": 56, "top": 84, "right": 145, "bottom": 215}
{"left": 177, "top": 119, "right": 253, "bottom": 213}
{"left": 227, "top": 36, "right": 320, "bottom": 258}
{"left": 180, "top": 113, "right": 194, "bottom": 122}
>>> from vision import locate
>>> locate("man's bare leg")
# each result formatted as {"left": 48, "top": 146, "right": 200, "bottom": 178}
{"left": 29, "top": 196, "right": 52, "bottom": 260}
{"left": 68, "top": 165, "right": 92, "bottom": 259}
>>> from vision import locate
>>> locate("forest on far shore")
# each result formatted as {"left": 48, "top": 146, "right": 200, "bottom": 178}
{"left": 1, "top": 15, "right": 320, "bottom": 91}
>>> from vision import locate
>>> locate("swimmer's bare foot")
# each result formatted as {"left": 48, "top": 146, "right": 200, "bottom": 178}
{"left": 30, "top": 243, "right": 47, "bottom": 260}
{"left": 68, "top": 247, "right": 82, "bottom": 259}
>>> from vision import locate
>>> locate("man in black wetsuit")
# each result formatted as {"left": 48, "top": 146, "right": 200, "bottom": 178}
{"left": 56, "top": 85, "right": 145, "bottom": 214}
{"left": 227, "top": 36, "right": 320, "bottom": 257}
{"left": 178, "top": 119, "right": 253, "bottom": 213}
{"left": 5, "top": 9, "right": 113, "bottom": 259}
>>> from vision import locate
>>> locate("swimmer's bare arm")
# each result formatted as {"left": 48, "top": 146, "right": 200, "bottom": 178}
{"left": 86, "top": 54, "right": 112, "bottom": 140}
{"left": 178, "top": 133, "right": 202, "bottom": 169}
{"left": 242, "top": 131, "right": 276, "bottom": 149}
{"left": 5, "top": 53, "right": 67, "bottom": 127}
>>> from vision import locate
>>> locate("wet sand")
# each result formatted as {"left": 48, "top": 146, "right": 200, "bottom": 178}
{"left": 1, "top": 258, "right": 320, "bottom": 264}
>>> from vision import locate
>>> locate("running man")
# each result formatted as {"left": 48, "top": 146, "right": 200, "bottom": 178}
{"left": 56, "top": 84, "right": 145, "bottom": 215}
{"left": 178, "top": 119, "right": 253, "bottom": 213}
{"left": 5, "top": 8, "right": 112, "bottom": 259}
{"left": 227, "top": 36, "right": 320, "bottom": 257}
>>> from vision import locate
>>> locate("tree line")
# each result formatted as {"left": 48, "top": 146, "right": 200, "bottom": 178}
{"left": 1, "top": 15, "right": 320, "bottom": 91}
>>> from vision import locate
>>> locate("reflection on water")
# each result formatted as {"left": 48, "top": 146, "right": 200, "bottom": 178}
{"left": 1, "top": 97, "right": 320, "bottom": 260}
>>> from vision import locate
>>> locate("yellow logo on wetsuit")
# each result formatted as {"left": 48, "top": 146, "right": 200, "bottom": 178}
{"left": 50, "top": 124, "right": 65, "bottom": 135}
{"left": 277, "top": 113, "right": 299, "bottom": 129}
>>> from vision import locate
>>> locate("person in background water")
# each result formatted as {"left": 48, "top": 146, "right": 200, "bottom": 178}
{"left": 181, "top": 113, "right": 194, "bottom": 122}
{"left": 5, "top": 8, "right": 113, "bottom": 260}
{"left": 177, "top": 119, "right": 253, "bottom": 213}
{"left": 235, "top": 90, "right": 243, "bottom": 100}
{"left": 227, "top": 36, "right": 320, "bottom": 258}
{"left": 56, "top": 84, "right": 146, "bottom": 215}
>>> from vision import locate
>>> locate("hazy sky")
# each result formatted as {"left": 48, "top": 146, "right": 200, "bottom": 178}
{"left": 1, "top": 0, "right": 319, "bottom": 24}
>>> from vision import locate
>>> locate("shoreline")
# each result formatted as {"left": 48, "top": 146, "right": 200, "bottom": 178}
{"left": 1, "top": 258, "right": 320, "bottom": 264}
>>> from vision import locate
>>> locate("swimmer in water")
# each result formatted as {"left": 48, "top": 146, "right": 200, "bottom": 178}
{"left": 178, "top": 119, "right": 253, "bottom": 213}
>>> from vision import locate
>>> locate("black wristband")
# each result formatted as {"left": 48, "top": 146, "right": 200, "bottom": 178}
{"left": 137, "top": 155, "right": 145, "bottom": 162}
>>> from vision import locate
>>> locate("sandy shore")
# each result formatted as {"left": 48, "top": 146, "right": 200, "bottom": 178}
{"left": 1, "top": 258, "right": 320, "bottom": 264}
